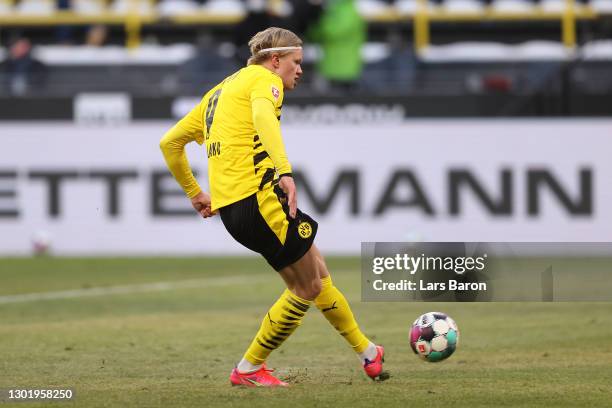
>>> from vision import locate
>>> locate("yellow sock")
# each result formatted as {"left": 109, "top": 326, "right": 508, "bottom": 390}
{"left": 243, "top": 289, "right": 310, "bottom": 365}
{"left": 315, "top": 275, "right": 370, "bottom": 354}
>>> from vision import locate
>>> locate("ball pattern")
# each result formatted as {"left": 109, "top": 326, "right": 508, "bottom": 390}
{"left": 409, "top": 312, "right": 459, "bottom": 363}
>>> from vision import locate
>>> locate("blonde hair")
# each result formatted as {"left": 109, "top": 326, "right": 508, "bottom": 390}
{"left": 247, "top": 27, "right": 303, "bottom": 66}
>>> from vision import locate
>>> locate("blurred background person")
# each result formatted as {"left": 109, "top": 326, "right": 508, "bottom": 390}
{"left": 179, "top": 33, "right": 239, "bottom": 94}
{"left": 361, "top": 30, "right": 418, "bottom": 94}
{"left": 308, "top": 0, "right": 366, "bottom": 94}
{"left": 54, "top": 0, "right": 76, "bottom": 44}
{"left": 0, "top": 37, "right": 47, "bottom": 96}
{"left": 85, "top": 25, "right": 109, "bottom": 47}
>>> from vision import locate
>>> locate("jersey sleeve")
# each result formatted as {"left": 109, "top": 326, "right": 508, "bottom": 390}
{"left": 251, "top": 97, "right": 292, "bottom": 176}
{"left": 249, "top": 72, "right": 284, "bottom": 109}
{"left": 159, "top": 107, "right": 204, "bottom": 198}
{"left": 175, "top": 100, "right": 205, "bottom": 145}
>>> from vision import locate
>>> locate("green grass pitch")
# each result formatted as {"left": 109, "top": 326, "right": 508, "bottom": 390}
{"left": 1, "top": 257, "right": 611, "bottom": 407}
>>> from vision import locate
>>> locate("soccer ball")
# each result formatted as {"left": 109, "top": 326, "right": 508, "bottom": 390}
{"left": 410, "top": 312, "right": 459, "bottom": 362}
{"left": 32, "top": 230, "right": 52, "bottom": 256}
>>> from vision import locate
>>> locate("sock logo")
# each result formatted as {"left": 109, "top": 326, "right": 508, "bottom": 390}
{"left": 267, "top": 312, "right": 277, "bottom": 325}
{"left": 322, "top": 301, "right": 338, "bottom": 312}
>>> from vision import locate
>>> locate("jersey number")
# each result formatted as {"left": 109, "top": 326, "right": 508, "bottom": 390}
{"left": 205, "top": 89, "right": 222, "bottom": 141}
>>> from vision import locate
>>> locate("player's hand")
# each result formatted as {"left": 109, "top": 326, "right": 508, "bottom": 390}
{"left": 279, "top": 175, "right": 297, "bottom": 218}
{"left": 191, "top": 191, "right": 217, "bottom": 219}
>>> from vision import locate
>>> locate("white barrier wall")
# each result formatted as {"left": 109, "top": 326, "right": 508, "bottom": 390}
{"left": 0, "top": 120, "right": 610, "bottom": 255}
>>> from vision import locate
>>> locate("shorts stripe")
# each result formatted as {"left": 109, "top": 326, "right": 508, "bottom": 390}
{"left": 256, "top": 188, "right": 289, "bottom": 244}
{"left": 219, "top": 188, "right": 318, "bottom": 271}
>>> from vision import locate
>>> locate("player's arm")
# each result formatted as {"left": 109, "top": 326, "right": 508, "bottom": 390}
{"left": 251, "top": 97, "right": 292, "bottom": 176}
{"left": 251, "top": 97, "right": 296, "bottom": 217}
{"left": 159, "top": 124, "right": 201, "bottom": 198}
{"left": 159, "top": 105, "right": 216, "bottom": 218}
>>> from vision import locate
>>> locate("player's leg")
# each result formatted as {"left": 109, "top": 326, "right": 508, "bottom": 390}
{"left": 235, "top": 246, "right": 320, "bottom": 372}
{"left": 230, "top": 284, "right": 310, "bottom": 386}
{"left": 272, "top": 243, "right": 388, "bottom": 380}
{"left": 276, "top": 244, "right": 321, "bottom": 300}
{"left": 226, "top": 189, "right": 318, "bottom": 386}
{"left": 309, "top": 244, "right": 389, "bottom": 380}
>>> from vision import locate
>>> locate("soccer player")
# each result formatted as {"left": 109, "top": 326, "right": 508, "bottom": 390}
{"left": 160, "top": 27, "right": 387, "bottom": 387}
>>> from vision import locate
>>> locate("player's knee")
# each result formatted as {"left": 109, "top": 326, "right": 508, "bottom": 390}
{"left": 311, "top": 278, "right": 322, "bottom": 299}
{"left": 317, "top": 257, "right": 330, "bottom": 277}
{"left": 295, "top": 279, "right": 321, "bottom": 301}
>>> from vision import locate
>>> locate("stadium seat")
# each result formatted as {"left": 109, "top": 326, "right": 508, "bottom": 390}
{"left": 395, "top": 0, "right": 438, "bottom": 13}
{"left": 157, "top": 0, "right": 200, "bottom": 16}
{"left": 15, "top": 0, "right": 55, "bottom": 14}
{"left": 490, "top": 0, "right": 535, "bottom": 13}
{"left": 539, "top": 0, "right": 587, "bottom": 12}
{"left": 0, "top": 0, "right": 13, "bottom": 14}
{"left": 420, "top": 41, "right": 570, "bottom": 62}
{"left": 267, "top": 0, "right": 293, "bottom": 17}
{"left": 582, "top": 40, "right": 612, "bottom": 60}
{"left": 73, "top": 0, "right": 106, "bottom": 15}
{"left": 111, "top": 0, "right": 155, "bottom": 15}
{"left": 362, "top": 42, "right": 392, "bottom": 63}
{"left": 590, "top": 0, "right": 612, "bottom": 12}
{"left": 394, "top": 0, "right": 416, "bottom": 13}
{"left": 515, "top": 41, "right": 568, "bottom": 60}
{"left": 442, "top": 0, "right": 484, "bottom": 12}
{"left": 421, "top": 42, "right": 514, "bottom": 62}
{"left": 31, "top": 44, "right": 195, "bottom": 65}
{"left": 202, "top": 0, "right": 245, "bottom": 15}
{"left": 357, "top": 0, "right": 393, "bottom": 17}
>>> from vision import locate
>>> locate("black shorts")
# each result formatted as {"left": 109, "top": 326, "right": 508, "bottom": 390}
{"left": 219, "top": 185, "right": 318, "bottom": 271}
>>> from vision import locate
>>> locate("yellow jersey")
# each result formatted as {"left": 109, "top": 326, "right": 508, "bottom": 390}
{"left": 163, "top": 64, "right": 292, "bottom": 211}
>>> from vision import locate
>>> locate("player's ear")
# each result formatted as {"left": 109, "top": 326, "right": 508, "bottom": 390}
{"left": 271, "top": 54, "right": 280, "bottom": 68}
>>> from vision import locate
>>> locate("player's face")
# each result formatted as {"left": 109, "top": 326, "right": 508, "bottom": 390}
{"left": 277, "top": 50, "right": 303, "bottom": 90}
